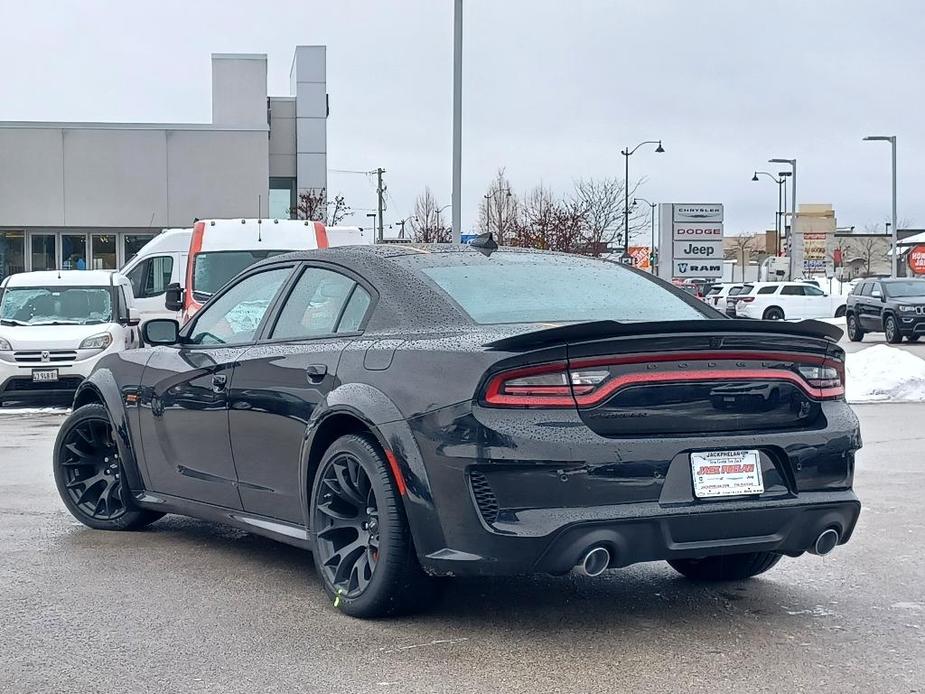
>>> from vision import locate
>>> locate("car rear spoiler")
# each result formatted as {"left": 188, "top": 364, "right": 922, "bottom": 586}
{"left": 483, "top": 319, "right": 843, "bottom": 351}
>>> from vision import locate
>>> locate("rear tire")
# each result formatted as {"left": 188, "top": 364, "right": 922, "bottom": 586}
{"left": 53, "top": 404, "right": 164, "bottom": 531}
{"left": 846, "top": 314, "right": 864, "bottom": 342}
{"left": 884, "top": 315, "right": 903, "bottom": 343}
{"left": 763, "top": 307, "right": 785, "bottom": 321}
{"left": 834, "top": 305, "right": 847, "bottom": 318}
{"left": 668, "top": 552, "right": 782, "bottom": 581}
{"left": 310, "top": 434, "right": 438, "bottom": 618}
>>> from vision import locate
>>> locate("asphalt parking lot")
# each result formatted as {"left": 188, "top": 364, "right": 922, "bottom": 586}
{"left": 1, "top": 405, "right": 922, "bottom": 694}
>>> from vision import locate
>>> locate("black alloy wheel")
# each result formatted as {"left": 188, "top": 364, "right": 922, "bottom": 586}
{"left": 764, "top": 307, "right": 785, "bottom": 321}
{"left": 846, "top": 314, "right": 864, "bottom": 342}
{"left": 310, "top": 434, "right": 437, "bottom": 618}
{"left": 884, "top": 315, "right": 903, "bottom": 344}
{"left": 314, "top": 451, "right": 381, "bottom": 598}
{"left": 53, "top": 404, "right": 163, "bottom": 530}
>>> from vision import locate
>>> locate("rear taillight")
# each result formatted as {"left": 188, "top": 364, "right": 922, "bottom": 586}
{"left": 483, "top": 363, "right": 608, "bottom": 407}
{"left": 484, "top": 352, "right": 846, "bottom": 408}
{"left": 738, "top": 297, "right": 755, "bottom": 303}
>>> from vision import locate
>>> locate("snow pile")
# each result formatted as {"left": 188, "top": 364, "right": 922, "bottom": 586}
{"left": 845, "top": 345, "right": 925, "bottom": 402}
{"left": 0, "top": 406, "right": 69, "bottom": 415}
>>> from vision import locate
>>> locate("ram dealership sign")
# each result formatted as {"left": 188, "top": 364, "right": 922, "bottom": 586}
{"left": 657, "top": 203, "right": 725, "bottom": 280}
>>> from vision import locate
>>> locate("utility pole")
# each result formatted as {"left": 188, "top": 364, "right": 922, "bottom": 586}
{"left": 375, "top": 167, "right": 386, "bottom": 243}
{"left": 452, "top": 0, "right": 463, "bottom": 243}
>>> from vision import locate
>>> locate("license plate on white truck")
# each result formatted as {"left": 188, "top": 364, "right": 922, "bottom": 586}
{"left": 691, "top": 450, "right": 764, "bottom": 498}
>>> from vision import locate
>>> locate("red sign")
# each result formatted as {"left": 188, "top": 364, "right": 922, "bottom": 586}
{"left": 628, "top": 246, "right": 651, "bottom": 269}
{"left": 909, "top": 245, "right": 925, "bottom": 275}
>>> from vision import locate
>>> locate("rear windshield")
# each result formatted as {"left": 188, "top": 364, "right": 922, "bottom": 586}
{"left": 416, "top": 252, "right": 708, "bottom": 324}
{"left": 193, "top": 250, "right": 290, "bottom": 297}
{"left": 0, "top": 287, "right": 112, "bottom": 325}
{"left": 705, "top": 285, "right": 722, "bottom": 296}
{"left": 728, "top": 286, "right": 744, "bottom": 296}
{"left": 884, "top": 281, "right": 925, "bottom": 298}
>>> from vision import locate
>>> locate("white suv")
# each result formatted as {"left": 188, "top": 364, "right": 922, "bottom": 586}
{"left": 0, "top": 271, "right": 141, "bottom": 405}
{"left": 734, "top": 281, "right": 847, "bottom": 320}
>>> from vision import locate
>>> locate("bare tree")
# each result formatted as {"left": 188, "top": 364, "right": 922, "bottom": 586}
{"left": 478, "top": 169, "right": 519, "bottom": 244}
{"left": 509, "top": 185, "right": 588, "bottom": 253}
{"left": 572, "top": 176, "right": 647, "bottom": 252}
{"left": 409, "top": 187, "right": 451, "bottom": 243}
{"left": 855, "top": 236, "right": 887, "bottom": 277}
{"left": 728, "top": 234, "right": 758, "bottom": 282}
{"left": 292, "top": 188, "right": 351, "bottom": 225}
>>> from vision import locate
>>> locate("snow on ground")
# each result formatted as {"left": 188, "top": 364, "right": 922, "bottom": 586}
{"left": 846, "top": 344, "right": 925, "bottom": 402}
{"left": 0, "top": 406, "right": 69, "bottom": 415}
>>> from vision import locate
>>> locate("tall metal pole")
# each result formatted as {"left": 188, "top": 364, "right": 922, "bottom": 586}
{"left": 650, "top": 203, "right": 656, "bottom": 273}
{"left": 891, "top": 137, "right": 898, "bottom": 277}
{"left": 451, "top": 0, "right": 463, "bottom": 243}
{"left": 776, "top": 180, "right": 783, "bottom": 255}
{"left": 375, "top": 167, "right": 385, "bottom": 243}
{"left": 623, "top": 151, "right": 630, "bottom": 254}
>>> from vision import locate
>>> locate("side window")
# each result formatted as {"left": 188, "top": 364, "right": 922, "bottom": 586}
{"left": 125, "top": 260, "right": 147, "bottom": 298}
{"left": 804, "top": 285, "right": 825, "bottom": 296}
{"left": 145, "top": 256, "right": 173, "bottom": 297}
{"left": 337, "top": 286, "right": 372, "bottom": 333}
{"left": 859, "top": 282, "right": 871, "bottom": 296}
{"left": 271, "top": 267, "right": 358, "bottom": 340}
{"left": 117, "top": 286, "right": 130, "bottom": 321}
{"left": 757, "top": 286, "right": 777, "bottom": 295}
{"left": 188, "top": 268, "right": 291, "bottom": 345}
{"left": 781, "top": 285, "right": 805, "bottom": 296}
{"left": 870, "top": 283, "right": 883, "bottom": 298}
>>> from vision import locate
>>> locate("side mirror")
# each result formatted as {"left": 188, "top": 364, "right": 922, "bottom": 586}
{"left": 142, "top": 319, "right": 180, "bottom": 346}
{"left": 165, "top": 282, "right": 184, "bottom": 312}
{"left": 127, "top": 307, "right": 141, "bottom": 327}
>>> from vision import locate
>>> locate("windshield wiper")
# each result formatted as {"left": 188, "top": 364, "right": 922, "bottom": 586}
{"left": 0, "top": 319, "right": 26, "bottom": 326}
{"left": 27, "top": 320, "right": 82, "bottom": 326}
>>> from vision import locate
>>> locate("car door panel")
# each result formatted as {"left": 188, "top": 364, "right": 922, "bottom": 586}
{"left": 137, "top": 345, "right": 246, "bottom": 508}
{"left": 228, "top": 341, "right": 347, "bottom": 522}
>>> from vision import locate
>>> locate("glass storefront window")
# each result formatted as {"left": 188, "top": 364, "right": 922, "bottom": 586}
{"left": 269, "top": 177, "right": 296, "bottom": 219}
{"left": 123, "top": 234, "right": 156, "bottom": 266}
{"left": 0, "top": 231, "right": 25, "bottom": 282}
{"left": 62, "top": 234, "right": 87, "bottom": 270}
{"left": 31, "top": 234, "right": 56, "bottom": 271}
{"left": 91, "top": 234, "right": 117, "bottom": 270}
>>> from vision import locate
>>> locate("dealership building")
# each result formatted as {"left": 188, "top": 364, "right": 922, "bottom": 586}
{"left": 0, "top": 46, "right": 328, "bottom": 282}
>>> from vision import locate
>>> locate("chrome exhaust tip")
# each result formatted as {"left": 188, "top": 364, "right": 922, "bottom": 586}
{"left": 810, "top": 528, "right": 839, "bottom": 556}
{"left": 577, "top": 546, "right": 611, "bottom": 577}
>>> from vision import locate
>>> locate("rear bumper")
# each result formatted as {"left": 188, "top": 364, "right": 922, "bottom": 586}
{"left": 399, "top": 400, "right": 861, "bottom": 577}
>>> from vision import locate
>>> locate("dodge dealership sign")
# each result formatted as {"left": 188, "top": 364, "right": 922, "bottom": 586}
{"left": 658, "top": 204, "right": 725, "bottom": 279}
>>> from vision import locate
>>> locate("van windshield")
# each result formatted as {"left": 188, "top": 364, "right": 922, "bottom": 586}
{"left": 0, "top": 287, "right": 113, "bottom": 325}
{"left": 192, "top": 250, "right": 290, "bottom": 298}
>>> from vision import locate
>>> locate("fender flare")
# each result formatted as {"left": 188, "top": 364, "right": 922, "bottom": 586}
{"left": 72, "top": 373, "right": 146, "bottom": 493}
{"left": 298, "top": 382, "right": 443, "bottom": 552}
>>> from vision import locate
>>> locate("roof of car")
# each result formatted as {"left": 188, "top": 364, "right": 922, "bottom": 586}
{"left": 3, "top": 270, "right": 126, "bottom": 288}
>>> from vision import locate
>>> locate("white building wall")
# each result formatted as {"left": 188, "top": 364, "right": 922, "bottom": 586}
{"left": 290, "top": 46, "right": 328, "bottom": 192}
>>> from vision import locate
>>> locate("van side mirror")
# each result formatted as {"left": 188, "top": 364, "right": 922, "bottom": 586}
{"left": 142, "top": 319, "right": 180, "bottom": 346}
{"left": 127, "top": 307, "right": 141, "bottom": 327}
{"left": 165, "top": 282, "right": 184, "bottom": 312}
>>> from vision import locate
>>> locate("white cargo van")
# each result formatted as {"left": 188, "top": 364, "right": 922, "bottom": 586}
{"left": 121, "top": 228, "right": 190, "bottom": 325}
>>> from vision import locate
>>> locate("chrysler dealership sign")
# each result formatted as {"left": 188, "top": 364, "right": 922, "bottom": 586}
{"left": 658, "top": 204, "right": 724, "bottom": 279}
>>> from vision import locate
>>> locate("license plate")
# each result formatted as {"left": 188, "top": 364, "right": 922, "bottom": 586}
{"left": 691, "top": 449, "right": 764, "bottom": 498}
{"left": 32, "top": 369, "right": 59, "bottom": 383}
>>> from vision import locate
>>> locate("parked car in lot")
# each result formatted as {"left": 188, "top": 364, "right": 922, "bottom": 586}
{"left": 53, "top": 246, "right": 860, "bottom": 618}
{"left": 704, "top": 282, "right": 744, "bottom": 310}
{"left": 846, "top": 278, "right": 925, "bottom": 343}
{"left": 0, "top": 271, "right": 140, "bottom": 405}
{"left": 734, "top": 281, "right": 847, "bottom": 320}
{"left": 121, "top": 228, "right": 190, "bottom": 326}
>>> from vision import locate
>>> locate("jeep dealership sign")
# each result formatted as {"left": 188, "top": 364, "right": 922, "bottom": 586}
{"left": 657, "top": 204, "right": 725, "bottom": 280}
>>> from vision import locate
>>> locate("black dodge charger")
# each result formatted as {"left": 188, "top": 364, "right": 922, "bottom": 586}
{"left": 54, "top": 244, "right": 861, "bottom": 618}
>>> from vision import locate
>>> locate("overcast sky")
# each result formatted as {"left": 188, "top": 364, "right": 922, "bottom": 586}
{"left": 2, "top": 0, "right": 923, "bottom": 236}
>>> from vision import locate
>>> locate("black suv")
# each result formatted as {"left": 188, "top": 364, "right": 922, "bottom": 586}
{"left": 846, "top": 278, "right": 925, "bottom": 343}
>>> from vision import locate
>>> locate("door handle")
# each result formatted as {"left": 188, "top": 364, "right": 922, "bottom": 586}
{"left": 305, "top": 364, "right": 327, "bottom": 383}
{"left": 211, "top": 373, "right": 227, "bottom": 392}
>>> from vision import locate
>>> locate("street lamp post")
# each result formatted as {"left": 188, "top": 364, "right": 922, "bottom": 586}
{"left": 451, "top": 0, "right": 463, "bottom": 244}
{"left": 620, "top": 140, "right": 664, "bottom": 254}
{"left": 752, "top": 171, "right": 783, "bottom": 251}
{"left": 863, "top": 135, "right": 898, "bottom": 278}
{"left": 769, "top": 158, "right": 796, "bottom": 275}
{"left": 633, "top": 197, "right": 657, "bottom": 273}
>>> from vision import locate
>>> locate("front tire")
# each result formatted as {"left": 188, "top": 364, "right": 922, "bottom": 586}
{"left": 846, "top": 314, "right": 865, "bottom": 342}
{"left": 53, "top": 404, "right": 164, "bottom": 531}
{"left": 310, "top": 434, "right": 436, "bottom": 618}
{"left": 668, "top": 552, "right": 782, "bottom": 581}
{"left": 884, "top": 314, "right": 903, "bottom": 343}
